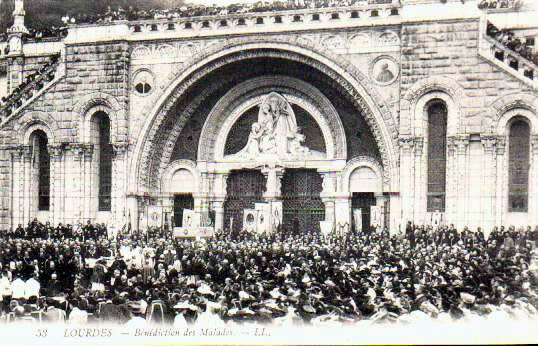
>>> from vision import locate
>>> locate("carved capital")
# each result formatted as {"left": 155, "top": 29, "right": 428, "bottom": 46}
{"left": 413, "top": 137, "right": 424, "bottom": 156}
{"left": 83, "top": 144, "right": 94, "bottom": 161}
{"left": 48, "top": 145, "right": 63, "bottom": 159}
{"left": 112, "top": 143, "right": 129, "bottom": 158}
{"left": 9, "top": 145, "right": 25, "bottom": 161}
{"left": 398, "top": 136, "right": 415, "bottom": 152}
{"left": 448, "top": 136, "right": 469, "bottom": 155}
{"left": 22, "top": 145, "right": 32, "bottom": 160}
{"left": 481, "top": 136, "right": 497, "bottom": 153}
{"left": 495, "top": 136, "right": 506, "bottom": 156}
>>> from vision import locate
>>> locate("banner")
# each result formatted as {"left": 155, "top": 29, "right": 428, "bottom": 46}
{"left": 370, "top": 206, "right": 381, "bottom": 227}
{"left": 255, "top": 203, "right": 271, "bottom": 233}
{"left": 353, "top": 208, "right": 362, "bottom": 232}
{"left": 243, "top": 209, "right": 258, "bottom": 233}
{"left": 320, "top": 221, "right": 333, "bottom": 236}
{"left": 182, "top": 209, "right": 197, "bottom": 228}
{"left": 173, "top": 227, "right": 214, "bottom": 238}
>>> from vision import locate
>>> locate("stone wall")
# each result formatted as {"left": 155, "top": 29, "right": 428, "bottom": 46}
{"left": 399, "top": 17, "right": 538, "bottom": 232}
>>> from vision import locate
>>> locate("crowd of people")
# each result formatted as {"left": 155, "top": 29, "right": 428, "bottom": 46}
{"left": 55, "top": 0, "right": 394, "bottom": 26}
{"left": 0, "top": 217, "right": 536, "bottom": 326}
{"left": 487, "top": 22, "right": 538, "bottom": 66}
{"left": 0, "top": 54, "right": 59, "bottom": 122}
{"left": 478, "top": 0, "right": 522, "bottom": 9}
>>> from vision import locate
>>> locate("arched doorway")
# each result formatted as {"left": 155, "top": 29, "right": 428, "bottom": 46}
{"left": 133, "top": 41, "right": 397, "bottom": 233}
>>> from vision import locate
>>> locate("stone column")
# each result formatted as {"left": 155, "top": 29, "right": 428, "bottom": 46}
{"left": 213, "top": 200, "right": 225, "bottom": 233}
{"left": 262, "top": 166, "right": 284, "bottom": 201}
{"left": 413, "top": 137, "right": 424, "bottom": 225}
{"left": 197, "top": 172, "right": 212, "bottom": 227}
{"left": 455, "top": 136, "right": 469, "bottom": 229}
{"left": 112, "top": 143, "right": 129, "bottom": 225}
{"left": 48, "top": 145, "right": 63, "bottom": 225}
{"left": 10, "top": 147, "right": 24, "bottom": 227}
{"left": 319, "top": 171, "right": 337, "bottom": 230}
{"left": 481, "top": 136, "right": 497, "bottom": 235}
{"left": 262, "top": 166, "right": 285, "bottom": 233}
{"left": 530, "top": 135, "right": 538, "bottom": 224}
{"left": 65, "top": 144, "right": 84, "bottom": 225}
{"left": 212, "top": 172, "right": 228, "bottom": 232}
{"left": 375, "top": 193, "right": 387, "bottom": 229}
{"left": 82, "top": 145, "right": 94, "bottom": 222}
{"left": 398, "top": 136, "right": 415, "bottom": 225}
{"left": 495, "top": 136, "right": 506, "bottom": 227}
{"left": 22, "top": 145, "right": 32, "bottom": 224}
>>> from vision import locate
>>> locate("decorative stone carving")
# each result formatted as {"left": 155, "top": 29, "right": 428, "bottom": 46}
{"left": 378, "top": 31, "right": 399, "bottom": 45}
{"left": 48, "top": 145, "right": 63, "bottom": 159}
{"left": 481, "top": 136, "right": 497, "bottom": 153}
{"left": 495, "top": 136, "right": 506, "bottom": 155}
{"left": 112, "top": 143, "right": 129, "bottom": 158}
{"left": 413, "top": 137, "right": 424, "bottom": 155}
{"left": 447, "top": 136, "right": 469, "bottom": 155}
{"left": 370, "top": 55, "right": 399, "bottom": 86}
{"left": 225, "top": 92, "right": 324, "bottom": 161}
{"left": 398, "top": 136, "right": 415, "bottom": 152}
{"left": 134, "top": 37, "right": 398, "bottom": 191}
{"left": 131, "top": 42, "right": 203, "bottom": 62}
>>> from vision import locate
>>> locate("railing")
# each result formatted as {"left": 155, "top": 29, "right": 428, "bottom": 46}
{"left": 482, "top": 35, "right": 537, "bottom": 87}
{"left": 125, "top": 3, "right": 401, "bottom": 36}
{"left": 0, "top": 54, "right": 60, "bottom": 123}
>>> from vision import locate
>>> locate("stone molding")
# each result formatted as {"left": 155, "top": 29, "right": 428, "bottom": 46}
{"left": 160, "top": 159, "right": 200, "bottom": 195}
{"left": 401, "top": 76, "right": 466, "bottom": 138}
{"left": 488, "top": 96, "right": 538, "bottom": 136}
{"left": 131, "top": 37, "right": 398, "bottom": 194}
{"left": 73, "top": 91, "right": 127, "bottom": 144}
{"left": 198, "top": 76, "right": 346, "bottom": 162}
{"left": 14, "top": 111, "right": 60, "bottom": 146}
{"left": 341, "top": 155, "right": 384, "bottom": 193}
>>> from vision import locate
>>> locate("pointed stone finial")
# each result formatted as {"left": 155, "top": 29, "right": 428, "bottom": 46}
{"left": 8, "top": 0, "right": 29, "bottom": 34}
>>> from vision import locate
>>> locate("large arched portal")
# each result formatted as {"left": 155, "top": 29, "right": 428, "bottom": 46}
{"left": 130, "top": 41, "right": 398, "bottom": 233}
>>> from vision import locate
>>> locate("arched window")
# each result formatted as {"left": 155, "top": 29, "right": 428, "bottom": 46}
{"left": 91, "top": 112, "right": 113, "bottom": 211}
{"left": 30, "top": 130, "right": 50, "bottom": 211}
{"left": 427, "top": 101, "right": 448, "bottom": 212}
{"left": 508, "top": 118, "right": 530, "bottom": 212}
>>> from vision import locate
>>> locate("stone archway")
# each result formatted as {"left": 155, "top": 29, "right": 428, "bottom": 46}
{"left": 129, "top": 38, "right": 398, "bottom": 195}
{"left": 198, "top": 76, "right": 347, "bottom": 163}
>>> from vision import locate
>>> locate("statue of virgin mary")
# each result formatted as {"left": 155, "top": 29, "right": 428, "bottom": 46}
{"left": 225, "top": 92, "right": 324, "bottom": 160}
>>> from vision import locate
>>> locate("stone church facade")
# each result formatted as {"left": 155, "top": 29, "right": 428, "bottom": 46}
{"left": 0, "top": 0, "right": 537, "bottom": 235}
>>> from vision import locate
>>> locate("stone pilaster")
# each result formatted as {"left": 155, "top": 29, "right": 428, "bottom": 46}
{"left": 481, "top": 136, "right": 497, "bottom": 234}
{"left": 22, "top": 145, "right": 32, "bottom": 224}
{"left": 398, "top": 136, "right": 415, "bottom": 225}
{"left": 211, "top": 172, "right": 228, "bottom": 232}
{"left": 262, "top": 166, "right": 284, "bottom": 201}
{"left": 413, "top": 137, "right": 424, "bottom": 225}
{"left": 454, "top": 137, "right": 469, "bottom": 228}
{"left": 112, "top": 143, "right": 129, "bottom": 225}
{"left": 48, "top": 145, "right": 64, "bottom": 225}
{"left": 495, "top": 136, "right": 506, "bottom": 227}
{"left": 82, "top": 145, "right": 94, "bottom": 222}
{"left": 213, "top": 200, "right": 225, "bottom": 233}
{"left": 530, "top": 135, "right": 538, "bottom": 224}
{"left": 9, "top": 146, "right": 24, "bottom": 227}
{"left": 319, "top": 171, "right": 337, "bottom": 228}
